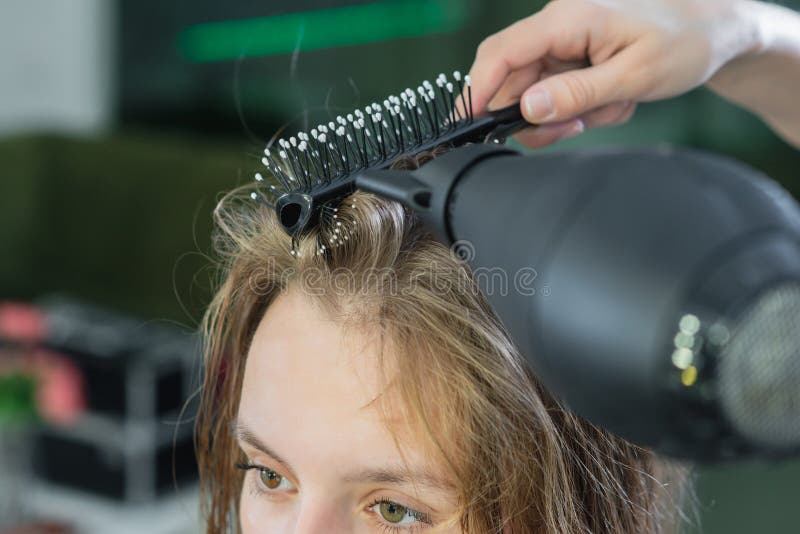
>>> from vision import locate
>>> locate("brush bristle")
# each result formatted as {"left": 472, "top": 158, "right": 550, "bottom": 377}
{"left": 251, "top": 69, "right": 502, "bottom": 256}
{"left": 254, "top": 70, "right": 473, "bottom": 207}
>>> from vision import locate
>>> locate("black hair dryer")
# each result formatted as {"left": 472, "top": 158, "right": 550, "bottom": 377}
{"left": 357, "top": 143, "right": 800, "bottom": 462}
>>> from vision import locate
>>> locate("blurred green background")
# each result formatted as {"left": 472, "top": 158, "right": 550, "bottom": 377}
{"left": 1, "top": 0, "right": 799, "bottom": 532}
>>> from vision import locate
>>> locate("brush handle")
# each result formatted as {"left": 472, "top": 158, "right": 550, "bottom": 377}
{"left": 483, "top": 103, "right": 529, "bottom": 143}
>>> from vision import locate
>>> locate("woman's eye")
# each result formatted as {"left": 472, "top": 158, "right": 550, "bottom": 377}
{"left": 371, "top": 500, "right": 428, "bottom": 527}
{"left": 236, "top": 462, "right": 296, "bottom": 493}
{"left": 256, "top": 467, "right": 293, "bottom": 491}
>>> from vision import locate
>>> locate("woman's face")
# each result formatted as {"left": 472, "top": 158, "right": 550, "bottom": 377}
{"left": 237, "top": 289, "right": 461, "bottom": 533}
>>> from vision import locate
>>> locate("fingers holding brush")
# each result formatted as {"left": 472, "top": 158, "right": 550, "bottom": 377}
{"left": 466, "top": 0, "right": 643, "bottom": 120}
{"left": 513, "top": 100, "right": 637, "bottom": 149}
{"left": 513, "top": 119, "right": 586, "bottom": 149}
{"left": 465, "top": 0, "right": 762, "bottom": 147}
{"left": 465, "top": 9, "right": 557, "bottom": 116}
{"left": 485, "top": 57, "right": 592, "bottom": 112}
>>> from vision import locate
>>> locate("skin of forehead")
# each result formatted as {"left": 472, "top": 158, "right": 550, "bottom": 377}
{"left": 238, "top": 288, "right": 451, "bottom": 492}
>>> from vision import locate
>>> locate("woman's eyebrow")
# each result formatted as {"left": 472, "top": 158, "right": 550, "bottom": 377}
{"left": 234, "top": 420, "right": 451, "bottom": 492}
{"left": 341, "top": 467, "right": 453, "bottom": 492}
{"left": 234, "top": 420, "right": 293, "bottom": 469}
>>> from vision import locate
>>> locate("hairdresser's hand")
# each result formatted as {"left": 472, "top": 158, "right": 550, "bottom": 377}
{"left": 467, "top": 0, "right": 800, "bottom": 149}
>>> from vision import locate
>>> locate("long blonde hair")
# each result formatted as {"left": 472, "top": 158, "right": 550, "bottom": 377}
{"left": 196, "top": 152, "right": 689, "bottom": 533}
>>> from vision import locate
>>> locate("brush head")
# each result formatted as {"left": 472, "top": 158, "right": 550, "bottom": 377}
{"left": 251, "top": 70, "right": 526, "bottom": 253}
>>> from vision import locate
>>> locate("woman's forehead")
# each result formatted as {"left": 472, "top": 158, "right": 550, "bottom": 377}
{"left": 237, "top": 289, "right": 447, "bottom": 476}
{"left": 240, "top": 289, "right": 408, "bottom": 438}
{"left": 244, "top": 289, "right": 390, "bottom": 401}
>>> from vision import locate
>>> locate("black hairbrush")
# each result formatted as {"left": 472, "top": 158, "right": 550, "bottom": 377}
{"left": 251, "top": 71, "right": 528, "bottom": 253}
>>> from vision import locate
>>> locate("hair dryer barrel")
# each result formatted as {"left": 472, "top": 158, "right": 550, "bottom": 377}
{"left": 357, "top": 144, "right": 800, "bottom": 461}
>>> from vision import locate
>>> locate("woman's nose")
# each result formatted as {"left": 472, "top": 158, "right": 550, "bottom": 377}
{"left": 290, "top": 495, "right": 353, "bottom": 534}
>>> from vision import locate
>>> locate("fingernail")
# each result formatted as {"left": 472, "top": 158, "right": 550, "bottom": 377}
{"left": 524, "top": 88, "right": 555, "bottom": 121}
{"left": 557, "top": 119, "right": 584, "bottom": 141}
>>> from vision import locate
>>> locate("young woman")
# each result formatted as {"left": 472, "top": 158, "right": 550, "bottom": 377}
{"left": 195, "top": 152, "right": 688, "bottom": 533}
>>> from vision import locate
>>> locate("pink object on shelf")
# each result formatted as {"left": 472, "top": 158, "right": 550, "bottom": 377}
{"left": 29, "top": 350, "right": 86, "bottom": 425}
{"left": 0, "top": 302, "right": 47, "bottom": 343}
{"left": 0, "top": 301, "right": 86, "bottom": 425}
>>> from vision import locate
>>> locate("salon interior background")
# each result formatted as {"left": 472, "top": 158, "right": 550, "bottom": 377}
{"left": 1, "top": 0, "right": 799, "bottom": 533}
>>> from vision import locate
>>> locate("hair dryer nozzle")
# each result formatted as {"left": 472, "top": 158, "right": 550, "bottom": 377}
{"left": 353, "top": 170, "right": 431, "bottom": 209}
{"left": 356, "top": 144, "right": 518, "bottom": 244}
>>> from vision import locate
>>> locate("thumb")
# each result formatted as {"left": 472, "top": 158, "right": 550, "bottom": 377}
{"left": 521, "top": 55, "right": 635, "bottom": 123}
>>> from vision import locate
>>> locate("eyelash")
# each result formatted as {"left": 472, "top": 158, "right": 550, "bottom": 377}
{"left": 235, "top": 462, "right": 288, "bottom": 496}
{"left": 366, "top": 498, "right": 432, "bottom": 533}
{"left": 234, "top": 462, "right": 432, "bottom": 532}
